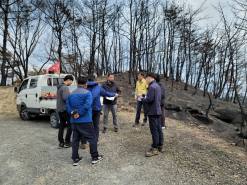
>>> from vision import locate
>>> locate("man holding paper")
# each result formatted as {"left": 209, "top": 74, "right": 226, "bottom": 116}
{"left": 133, "top": 72, "right": 148, "bottom": 127}
{"left": 102, "top": 74, "right": 121, "bottom": 133}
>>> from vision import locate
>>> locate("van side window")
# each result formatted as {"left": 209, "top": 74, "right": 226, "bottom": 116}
{"left": 53, "top": 78, "right": 59, "bottom": 86}
{"left": 47, "top": 78, "right": 52, "bottom": 86}
{"left": 47, "top": 78, "right": 65, "bottom": 86}
{"left": 19, "top": 79, "right": 29, "bottom": 92}
{"left": 58, "top": 78, "right": 64, "bottom": 85}
{"left": 53, "top": 78, "right": 64, "bottom": 86}
{"left": 29, "top": 79, "right": 38, "bottom": 89}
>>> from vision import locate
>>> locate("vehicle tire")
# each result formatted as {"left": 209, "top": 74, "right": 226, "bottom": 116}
{"left": 19, "top": 107, "right": 31, "bottom": 121}
{"left": 50, "top": 112, "right": 59, "bottom": 129}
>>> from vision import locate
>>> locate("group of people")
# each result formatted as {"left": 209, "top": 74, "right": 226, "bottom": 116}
{"left": 56, "top": 72, "right": 165, "bottom": 166}
{"left": 133, "top": 72, "right": 165, "bottom": 156}
{"left": 133, "top": 72, "right": 166, "bottom": 130}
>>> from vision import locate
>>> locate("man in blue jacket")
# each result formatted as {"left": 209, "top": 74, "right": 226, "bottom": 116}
{"left": 143, "top": 73, "right": 164, "bottom": 157}
{"left": 81, "top": 75, "right": 117, "bottom": 147}
{"left": 67, "top": 76, "right": 103, "bottom": 166}
{"left": 156, "top": 74, "right": 166, "bottom": 129}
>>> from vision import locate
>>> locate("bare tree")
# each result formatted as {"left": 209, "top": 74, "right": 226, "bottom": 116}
{"left": 7, "top": 0, "right": 45, "bottom": 80}
{"left": 34, "top": 0, "right": 72, "bottom": 73}
{"left": 0, "top": 0, "right": 20, "bottom": 85}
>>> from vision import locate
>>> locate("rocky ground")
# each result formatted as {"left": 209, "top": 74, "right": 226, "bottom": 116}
{"left": 0, "top": 77, "right": 247, "bottom": 185}
{"left": 0, "top": 111, "right": 247, "bottom": 185}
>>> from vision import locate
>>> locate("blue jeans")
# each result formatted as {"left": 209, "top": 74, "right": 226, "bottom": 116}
{"left": 135, "top": 100, "right": 148, "bottom": 124}
{"left": 148, "top": 115, "right": 164, "bottom": 148}
{"left": 103, "top": 104, "right": 118, "bottom": 129}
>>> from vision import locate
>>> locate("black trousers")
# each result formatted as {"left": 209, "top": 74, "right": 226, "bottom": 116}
{"left": 148, "top": 115, "right": 164, "bottom": 148}
{"left": 72, "top": 123, "right": 98, "bottom": 160}
{"left": 92, "top": 111, "right": 101, "bottom": 142}
{"left": 58, "top": 111, "right": 72, "bottom": 144}
{"left": 135, "top": 100, "right": 148, "bottom": 123}
{"left": 81, "top": 110, "right": 101, "bottom": 144}
{"left": 160, "top": 105, "right": 166, "bottom": 127}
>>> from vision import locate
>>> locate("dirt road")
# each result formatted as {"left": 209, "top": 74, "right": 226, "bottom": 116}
{"left": 0, "top": 112, "right": 247, "bottom": 185}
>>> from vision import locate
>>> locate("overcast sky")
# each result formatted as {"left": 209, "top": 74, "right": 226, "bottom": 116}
{"left": 186, "top": 0, "right": 232, "bottom": 24}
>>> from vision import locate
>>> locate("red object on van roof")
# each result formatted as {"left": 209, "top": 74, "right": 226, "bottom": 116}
{"left": 47, "top": 60, "right": 60, "bottom": 74}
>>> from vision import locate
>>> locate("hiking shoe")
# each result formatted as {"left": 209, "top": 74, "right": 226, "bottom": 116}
{"left": 142, "top": 119, "right": 147, "bottom": 126}
{"left": 114, "top": 128, "right": 118, "bottom": 132}
{"left": 92, "top": 155, "right": 104, "bottom": 165}
{"left": 73, "top": 157, "right": 82, "bottom": 166}
{"left": 58, "top": 143, "right": 64, "bottom": 148}
{"left": 80, "top": 143, "right": 87, "bottom": 150}
{"left": 102, "top": 128, "right": 107, "bottom": 133}
{"left": 158, "top": 146, "right": 164, "bottom": 153}
{"left": 64, "top": 142, "right": 71, "bottom": 148}
{"left": 145, "top": 148, "right": 159, "bottom": 157}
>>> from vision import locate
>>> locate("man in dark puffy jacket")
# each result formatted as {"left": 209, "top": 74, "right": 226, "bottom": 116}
{"left": 156, "top": 74, "right": 166, "bottom": 129}
{"left": 102, "top": 74, "right": 121, "bottom": 133}
{"left": 67, "top": 76, "right": 103, "bottom": 166}
{"left": 81, "top": 75, "right": 117, "bottom": 148}
{"left": 57, "top": 75, "right": 74, "bottom": 148}
{"left": 143, "top": 73, "right": 164, "bottom": 157}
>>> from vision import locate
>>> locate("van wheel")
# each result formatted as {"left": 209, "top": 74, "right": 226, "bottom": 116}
{"left": 50, "top": 112, "right": 59, "bottom": 129}
{"left": 19, "top": 107, "right": 30, "bottom": 121}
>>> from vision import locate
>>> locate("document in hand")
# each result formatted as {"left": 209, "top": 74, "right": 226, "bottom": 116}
{"left": 105, "top": 97, "right": 115, "bottom": 101}
{"left": 137, "top": 96, "right": 143, "bottom": 101}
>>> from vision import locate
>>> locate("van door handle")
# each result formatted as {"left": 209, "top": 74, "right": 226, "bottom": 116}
{"left": 35, "top": 93, "right": 38, "bottom": 98}
{"left": 25, "top": 94, "right": 27, "bottom": 98}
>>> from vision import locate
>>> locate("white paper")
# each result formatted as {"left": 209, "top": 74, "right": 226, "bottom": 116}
{"left": 106, "top": 97, "right": 115, "bottom": 101}
{"left": 137, "top": 96, "right": 143, "bottom": 101}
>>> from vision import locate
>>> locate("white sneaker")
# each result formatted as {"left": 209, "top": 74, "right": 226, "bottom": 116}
{"left": 92, "top": 155, "right": 104, "bottom": 165}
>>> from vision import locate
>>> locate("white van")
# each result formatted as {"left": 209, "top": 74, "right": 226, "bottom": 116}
{"left": 15, "top": 74, "right": 76, "bottom": 128}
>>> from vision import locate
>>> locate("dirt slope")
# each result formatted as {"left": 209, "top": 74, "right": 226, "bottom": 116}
{"left": 107, "top": 73, "right": 247, "bottom": 146}
{"left": 0, "top": 87, "right": 18, "bottom": 118}
{"left": 0, "top": 82, "right": 247, "bottom": 184}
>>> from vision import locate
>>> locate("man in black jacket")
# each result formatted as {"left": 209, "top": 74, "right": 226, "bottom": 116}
{"left": 156, "top": 74, "right": 166, "bottom": 129}
{"left": 143, "top": 73, "right": 164, "bottom": 157}
{"left": 57, "top": 75, "right": 74, "bottom": 148}
{"left": 102, "top": 74, "right": 121, "bottom": 133}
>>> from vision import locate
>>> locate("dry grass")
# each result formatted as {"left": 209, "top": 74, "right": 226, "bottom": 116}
{"left": 0, "top": 87, "right": 18, "bottom": 118}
